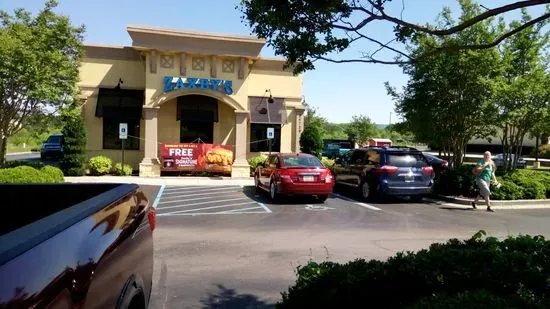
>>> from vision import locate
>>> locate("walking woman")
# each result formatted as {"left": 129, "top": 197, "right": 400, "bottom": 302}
{"left": 472, "top": 151, "right": 498, "bottom": 212}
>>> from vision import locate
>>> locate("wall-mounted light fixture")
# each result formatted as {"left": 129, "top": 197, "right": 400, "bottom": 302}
{"left": 114, "top": 78, "right": 124, "bottom": 90}
{"left": 256, "top": 89, "right": 274, "bottom": 116}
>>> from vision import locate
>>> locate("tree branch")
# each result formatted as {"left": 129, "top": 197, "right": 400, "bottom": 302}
{"left": 317, "top": 55, "right": 406, "bottom": 65}
{"left": 345, "top": 0, "right": 549, "bottom": 36}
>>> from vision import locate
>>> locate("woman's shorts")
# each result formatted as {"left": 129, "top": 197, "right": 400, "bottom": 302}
{"left": 476, "top": 178, "right": 491, "bottom": 197}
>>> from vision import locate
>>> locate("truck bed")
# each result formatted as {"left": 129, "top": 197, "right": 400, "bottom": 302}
{"left": 0, "top": 183, "right": 140, "bottom": 266}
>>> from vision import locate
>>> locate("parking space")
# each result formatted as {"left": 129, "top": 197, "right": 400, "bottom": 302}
{"left": 155, "top": 185, "right": 272, "bottom": 216}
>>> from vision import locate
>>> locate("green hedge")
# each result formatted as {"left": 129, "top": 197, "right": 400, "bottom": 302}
{"left": 277, "top": 232, "right": 550, "bottom": 309}
{"left": 114, "top": 163, "right": 133, "bottom": 176}
{"left": 531, "top": 144, "right": 550, "bottom": 159}
{"left": 492, "top": 169, "right": 550, "bottom": 200}
{"left": 436, "top": 167, "right": 550, "bottom": 200}
{"left": 0, "top": 166, "right": 64, "bottom": 183}
{"left": 1, "top": 160, "right": 45, "bottom": 169}
{"left": 248, "top": 155, "right": 267, "bottom": 174}
{"left": 88, "top": 155, "right": 113, "bottom": 176}
{"left": 321, "top": 157, "right": 334, "bottom": 168}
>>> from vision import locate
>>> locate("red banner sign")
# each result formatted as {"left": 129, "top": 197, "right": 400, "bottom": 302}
{"left": 161, "top": 143, "right": 233, "bottom": 174}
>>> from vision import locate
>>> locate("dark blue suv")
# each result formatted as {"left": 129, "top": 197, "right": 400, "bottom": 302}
{"left": 331, "top": 146, "right": 434, "bottom": 201}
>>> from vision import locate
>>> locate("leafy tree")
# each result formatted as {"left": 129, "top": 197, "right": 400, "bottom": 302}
{"left": 239, "top": 0, "right": 550, "bottom": 74}
{"left": 0, "top": 0, "right": 84, "bottom": 164}
{"left": 60, "top": 105, "right": 87, "bottom": 176}
{"left": 493, "top": 11, "right": 550, "bottom": 170}
{"left": 344, "top": 115, "right": 377, "bottom": 146}
{"left": 386, "top": 1, "right": 500, "bottom": 167}
{"left": 300, "top": 122, "right": 324, "bottom": 156}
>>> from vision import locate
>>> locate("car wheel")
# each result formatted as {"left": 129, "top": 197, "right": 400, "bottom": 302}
{"left": 317, "top": 195, "right": 329, "bottom": 203}
{"left": 269, "top": 181, "right": 279, "bottom": 203}
{"left": 360, "top": 181, "right": 372, "bottom": 200}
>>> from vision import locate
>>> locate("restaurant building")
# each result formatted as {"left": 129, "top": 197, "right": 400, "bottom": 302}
{"left": 78, "top": 25, "right": 305, "bottom": 177}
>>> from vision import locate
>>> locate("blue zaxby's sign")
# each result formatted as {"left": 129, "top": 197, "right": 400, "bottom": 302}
{"left": 163, "top": 76, "right": 233, "bottom": 95}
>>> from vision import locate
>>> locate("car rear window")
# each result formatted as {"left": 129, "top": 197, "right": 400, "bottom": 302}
{"left": 46, "top": 136, "right": 61, "bottom": 144}
{"left": 387, "top": 153, "right": 428, "bottom": 167}
{"left": 282, "top": 156, "right": 323, "bottom": 167}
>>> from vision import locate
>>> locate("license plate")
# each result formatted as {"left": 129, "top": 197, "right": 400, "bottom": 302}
{"left": 404, "top": 175, "right": 414, "bottom": 182}
{"left": 302, "top": 176, "right": 314, "bottom": 182}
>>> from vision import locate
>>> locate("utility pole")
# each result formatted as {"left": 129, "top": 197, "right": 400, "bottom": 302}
{"left": 389, "top": 112, "right": 392, "bottom": 125}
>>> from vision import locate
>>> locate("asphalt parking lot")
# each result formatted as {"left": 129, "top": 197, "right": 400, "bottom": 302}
{"left": 144, "top": 185, "right": 550, "bottom": 309}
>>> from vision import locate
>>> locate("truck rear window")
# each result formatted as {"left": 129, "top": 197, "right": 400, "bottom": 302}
{"left": 387, "top": 153, "right": 428, "bottom": 167}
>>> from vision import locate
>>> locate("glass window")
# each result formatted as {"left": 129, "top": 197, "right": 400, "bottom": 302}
{"left": 46, "top": 135, "right": 62, "bottom": 144}
{"left": 103, "top": 118, "right": 140, "bottom": 150}
{"left": 180, "top": 121, "right": 213, "bottom": 143}
{"left": 367, "top": 150, "right": 380, "bottom": 164}
{"left": 350, "top": 150, "right": 366, "bottom": 165}
{"left": 250, "top": 124, "right": 281, "bottom": 152}
{"left": 387, "top": 153, "right": 428, "bottom": 167}
{"left": 281, "top": 156, "right": 323, "bottom": 167}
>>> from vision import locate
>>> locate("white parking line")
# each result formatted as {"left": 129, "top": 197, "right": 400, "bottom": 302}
{"left": 160, "top": 194, "right": 241, "bottom": 203}
{"left": 222, "top": 206, "right": 263, "bottom": 213}
{"left": 331, "top": 193, "right": 356, "bottom": 202}
{"left": 162, "top": 187, "right": 241, "bottom": 196}
{"left": 354, "top": 202, "right": 382, "bottom": 211}
{"left": 157, "top": 210, "right": 268, "bottom": 216}
{"left": 257, "top": 202, "right": 273, "bottom": 213}
{"left": 163, "top": 185, "right": 239, "bottom": 192}
{"left": 157, "top": 197, "right": 249, "bottom": 209}
{"left": 152, "top": 185, "right": 166, "bottom": 209}
{"left": 159, "top": 202, "right": 256, "bottom": 215}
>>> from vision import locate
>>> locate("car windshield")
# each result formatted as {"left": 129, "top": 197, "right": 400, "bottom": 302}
{"left": 282, "top": 156, "right": 323, "bottom": 167}
{"left": 387, "top": 152, "right": 428, "bottom": 167}
{"left": 46, "top": 135, "right": 61, "bottom": 144}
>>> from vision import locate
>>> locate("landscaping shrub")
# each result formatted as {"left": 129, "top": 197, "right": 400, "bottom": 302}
{"left": 531, "top": 144, "right": 550, "bottom": 159}
{"left": 40, "top": 166, "right": 65, "bottom": 182}
{"left": 300, "top": 123, "right": 323, "bottom": 156}
{"left": 321, "top": 157, "right": 334, "bottom": 168}
{"left": 0, "top": 166, "right": 60, "bottom": 183}
{"left": 60, "top": 107, "right": 87, "bottom": 176}
{"left": 491, "top": 180, "right": 523, "bottom": 200}
{"left": 1, "top": 160, "right": 44, "bottom": 169}
{"left": 114, "top": 163, "right": 133, "bottom": 176}
{"left": 434, "top": 165, "right": 476, "bottom": 197}
{"left": 88, "top": 155, "right": 112, "bottom": 176}
{"left": 248, "top": 155, "right": 268, "bottom": 173}
{"left": 503, "top": 169, "right": 550, "bottom": 198}
{"left": 277, "top": 233, "right": 550, "bottom": 309}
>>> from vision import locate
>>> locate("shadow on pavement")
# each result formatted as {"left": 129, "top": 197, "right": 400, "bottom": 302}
{"left": 200, "top": 284, "right": 275, "bottom": 309}
{"left": 439, "top": 206, "right": 476, "bottom": 211}
{"left": 241, "top": 186, "right": 323, "bottom": 205}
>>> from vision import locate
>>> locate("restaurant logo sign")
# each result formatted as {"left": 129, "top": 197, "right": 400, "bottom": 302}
{"left": 163, "top": 76, "right": 233, "bottom": 95}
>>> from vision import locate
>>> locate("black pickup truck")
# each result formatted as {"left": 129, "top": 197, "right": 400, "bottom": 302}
{"left": 0, "top": 183, "right": 155, "bottom": 309}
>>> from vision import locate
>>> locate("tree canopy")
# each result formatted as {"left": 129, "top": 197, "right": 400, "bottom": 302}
{"left": 0, "top": 0, "right": 84, "bottom": 163}
{"left": 239, "top": 0, "right": 550, "bottom": 74}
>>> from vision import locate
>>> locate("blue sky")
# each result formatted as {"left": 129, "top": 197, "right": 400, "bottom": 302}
{"left": 1, "top": 0, "right": 542, "bottom": 124}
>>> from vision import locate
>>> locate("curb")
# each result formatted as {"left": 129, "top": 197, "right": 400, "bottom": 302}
{"left": 64, "top": 176, "right": 254, "bottom": 187}
{"left": 6, "top": 151, "right": 35, "bottom": 156}
{"left": 433, "top": 194, "right": 550, "bottom": 209}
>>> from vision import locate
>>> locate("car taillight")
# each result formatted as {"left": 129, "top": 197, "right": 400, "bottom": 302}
{"left": 422, "top": 166, "right": 434, "bottom": 175}
{"left": 325, "top": 172, "right": 333, "bottom": 183}
{"left": 148, "top": 207, "right": 156, "bottom": 232}
{"left": 279, "top": 170, "right": 298, "bottom": 182}
{"left": 376, "top": 165, "right": 398, "bottom": 174}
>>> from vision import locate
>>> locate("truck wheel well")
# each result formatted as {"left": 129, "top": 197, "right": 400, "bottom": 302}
{"left": 128, "top": 291, "right": 146, "bottom": 309}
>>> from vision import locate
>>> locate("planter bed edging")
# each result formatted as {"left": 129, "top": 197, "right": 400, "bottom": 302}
{"left": 434, "top": 194, "right": 550, "bottom": 207}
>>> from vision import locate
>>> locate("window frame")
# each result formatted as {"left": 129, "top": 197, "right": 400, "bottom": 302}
{"left": 102, "top": 117, "right": 141, "bottom": 150}
{"left": 249, "top": 123, "right": 281, "bottom": 153}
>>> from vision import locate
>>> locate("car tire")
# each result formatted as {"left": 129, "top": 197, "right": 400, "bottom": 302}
{"left": 360, "top": 180, "right": 373, "bottom": 201}
{"left": 317, "top": 195, "right": 329, "bottom": 203}
{"left": 269, "top": 181, "right": 279, "bottom": 203}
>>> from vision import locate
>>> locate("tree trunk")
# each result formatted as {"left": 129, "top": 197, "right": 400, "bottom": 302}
{"left": 535, "top": 132, "right": 540, "bottom": 162}
{"left": 0, "top": 136, "right": 7, "bottom": 167}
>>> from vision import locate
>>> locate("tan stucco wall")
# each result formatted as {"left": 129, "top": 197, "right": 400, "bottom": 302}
{"left": 158, "top": 99, "right": 180, "bottom": 144}
{"left": 79, "top": 58, "right": 145, "bottom": 89}
{"left": 248, "top": 70, "right": 303, "bottom": 100}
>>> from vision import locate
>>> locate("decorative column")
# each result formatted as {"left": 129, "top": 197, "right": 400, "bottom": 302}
{"left": 294, "top": 107, "right": 305, "bottom": 153}
{"left": 139, "top": 107, "right": 161, "bottom": 177}
{"left": 231, "top": 111, "right": 250, "bottom": 178}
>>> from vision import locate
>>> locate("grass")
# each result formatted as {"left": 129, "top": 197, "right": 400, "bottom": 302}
{"left": 7, "top": 143, "right": 39, "bottom": 154}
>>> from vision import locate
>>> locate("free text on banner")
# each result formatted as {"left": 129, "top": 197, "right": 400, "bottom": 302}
{"left": 161, "top": 143, "right": 234, "bottom": 174}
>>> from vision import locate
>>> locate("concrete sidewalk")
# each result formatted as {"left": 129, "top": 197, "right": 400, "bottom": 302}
{"left": 64, "top": 176, "right": 254, "bottom": 187}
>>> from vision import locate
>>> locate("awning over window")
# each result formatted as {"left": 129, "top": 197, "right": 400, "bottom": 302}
{"left": 177, "top": 95, "right": 219, "bottom": 122}
{"left": 95, "top": 88, "right": 144, "bottom": 119}
{"left": 248, "top": 96, "right": 285, "bottom": 124}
